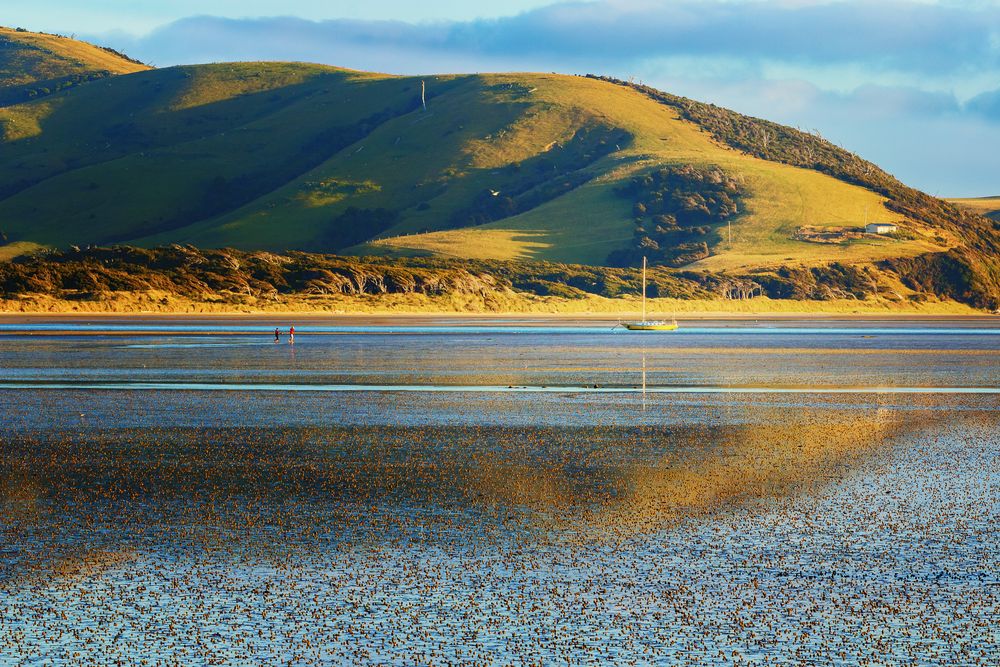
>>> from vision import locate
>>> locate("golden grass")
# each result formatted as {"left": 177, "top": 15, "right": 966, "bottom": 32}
{"left": 948, "top": 196, "right": 1000, "bottom": 217}
{"left": 0, "top": 241, "right": 47, "bottom": 261}
{"left": 0, "top": 291, "right": 981, "bottom": 316}
{"left": 372, "top": 178, "right": 636, "bottom": 264}
{"left": 168, "top": 62, "right": 375, "bottom": 111}
{"left": 372, "top": 229, "right": 553, "bottom": 260}
{"left": 0, "top": 26, "right": 149, "bottom": 86}
{"left": 0, "top": 99, "right": 56, "bottom": 141}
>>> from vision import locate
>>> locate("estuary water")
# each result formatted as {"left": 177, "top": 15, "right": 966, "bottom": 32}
{"left": 0, "top": 318, "right": 997, "bottom": 664}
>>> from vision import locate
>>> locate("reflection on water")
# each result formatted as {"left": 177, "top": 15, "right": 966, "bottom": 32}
{"left": 1, "top": 326, "right": 999, "bottom": 664}
{"left": 0, "top": 408, "right": 906, "bottom": 549}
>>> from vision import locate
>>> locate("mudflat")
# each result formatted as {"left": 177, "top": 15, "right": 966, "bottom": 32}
{"left": 1, "top": 321, "right": 998, "bottom": 663}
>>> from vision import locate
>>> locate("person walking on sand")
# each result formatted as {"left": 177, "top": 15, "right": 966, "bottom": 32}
{"left": 274, "top": 327, "right": 280, "bottom": 343}
{"left": 289, "top": 325, "right": 295, "bottom": 344}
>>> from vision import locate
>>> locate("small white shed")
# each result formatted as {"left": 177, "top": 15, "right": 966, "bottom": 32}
{"left": 865, "top": 223, "right": 898, "bottom": 234}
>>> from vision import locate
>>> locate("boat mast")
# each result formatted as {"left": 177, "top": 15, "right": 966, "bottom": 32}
{"left": 642, "top": 256, "right": 647, "bottom": 322}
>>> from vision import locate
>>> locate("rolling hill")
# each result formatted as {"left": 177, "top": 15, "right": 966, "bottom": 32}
{"left": 0, "top": 29, "right": 998, "bottom": 308}
{"left": 950, "top": 196, "right": 1000, "bottom": 221}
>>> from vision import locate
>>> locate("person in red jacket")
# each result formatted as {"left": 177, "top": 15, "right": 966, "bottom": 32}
{"left": 289, "top": 325, "right": 295, "bottom": 344}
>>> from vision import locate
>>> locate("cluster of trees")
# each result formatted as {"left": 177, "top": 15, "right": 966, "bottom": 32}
{"left": 750, "top": 264, "right": 880, "bottom": 301}
{"left": 883, "top": 248, "right": 1000, "bottom": 311}
{"left": 607, "top": 164, "right": 746, "bottom": 267}
{"left": 0, "top": 245, "right": 504, "bottom": 301}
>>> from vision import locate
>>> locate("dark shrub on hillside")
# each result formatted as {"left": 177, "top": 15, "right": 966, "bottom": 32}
{"left": 885, "top": 249, "right": 1000, "bottom": 310}
{"left": 608, "top": 164, "right": 746, "bottom": 267}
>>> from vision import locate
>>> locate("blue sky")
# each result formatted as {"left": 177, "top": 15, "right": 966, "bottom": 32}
{"left": 7, "top": 1, "right": 1000, "bottom": 196}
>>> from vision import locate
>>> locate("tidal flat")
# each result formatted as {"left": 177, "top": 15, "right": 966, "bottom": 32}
{"left": 0, "top": 320, "right": 997, "bottom": 665}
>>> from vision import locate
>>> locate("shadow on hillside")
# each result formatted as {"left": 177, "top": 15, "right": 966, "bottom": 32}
{"left": 0, "top": 66, "right": 458, "bottom": 244}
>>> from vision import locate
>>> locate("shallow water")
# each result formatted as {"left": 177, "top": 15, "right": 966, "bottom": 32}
{"left": 0, "top": 321, "right": 998, "bottom": 664}
{"left": 2, "top": 320, "right": 1000, "bottom": 389}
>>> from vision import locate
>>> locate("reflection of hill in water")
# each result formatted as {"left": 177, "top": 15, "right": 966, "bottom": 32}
{"left": 0, "top": 404, "right": 942, "bottom": 580}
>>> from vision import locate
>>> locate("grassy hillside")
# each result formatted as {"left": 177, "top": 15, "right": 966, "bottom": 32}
{"left": 0, "top": 35, "right": 954, "bottom": 269}
{"left": 0, "top": 26, "right": 148, "bottom": 105}
{"left": 0, "top": 29, "right": 997, "bottom": 308}
{"left": 365, "top": 75, "right": 942, "bottom": 271}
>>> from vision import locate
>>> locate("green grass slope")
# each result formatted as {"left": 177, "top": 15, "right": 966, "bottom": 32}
{"left": 0, "top": 62, "right": 423, "bottom": 244}
{"left": 364, "top": 74, "right": 939, "bottom": 270}
{"left": 0, "top": 30, "right": 993, "bottom": 288}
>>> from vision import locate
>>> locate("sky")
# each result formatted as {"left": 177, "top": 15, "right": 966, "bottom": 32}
{"left": 7, "top": 0, "right": 1000, "bottom": 196}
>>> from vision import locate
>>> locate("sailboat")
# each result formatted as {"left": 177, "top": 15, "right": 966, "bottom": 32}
{"left": 623, "top": 257, "right": 679, "bottom": 331}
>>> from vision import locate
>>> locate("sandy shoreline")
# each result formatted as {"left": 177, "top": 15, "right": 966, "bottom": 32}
{"left": 1, "top": 291, "right": 996, "bottom": 329}
{"left": 0, "top": 311, "right": 997, "bottom": 332}
{"left": 1, "top": 290, "right": 992, "bottom": 321}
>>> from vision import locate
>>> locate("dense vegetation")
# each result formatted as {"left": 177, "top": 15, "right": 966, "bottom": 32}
{"left": 608, "top": 164, "right": 747, "bottom": 267}
{"left": 0, "top": 246, "right": 703, "bottom": 303}
{"left": 882, "top": 248, "right": 1000, "bottom": 310}
{"left": 586, "top": 74, "right": 1000, "bottom": 308}
{"left": 4, "top": 245, "right": 997, "bottom": 310}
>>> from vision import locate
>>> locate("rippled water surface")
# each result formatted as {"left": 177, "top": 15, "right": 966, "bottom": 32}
{"left": 0, "top": 318, "right": 998, "bottom": 665}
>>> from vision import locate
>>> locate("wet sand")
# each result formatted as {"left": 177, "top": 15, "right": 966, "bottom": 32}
{"left": 0, "top": 325, "right": 997, "bottom": 664}
{"left": 1, "top": 391, "right": 997, "bottom": 664}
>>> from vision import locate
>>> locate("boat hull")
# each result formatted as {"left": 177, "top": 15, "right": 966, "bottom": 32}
{"left": 624, "top": 322, "right": 679, "bottom": 331}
